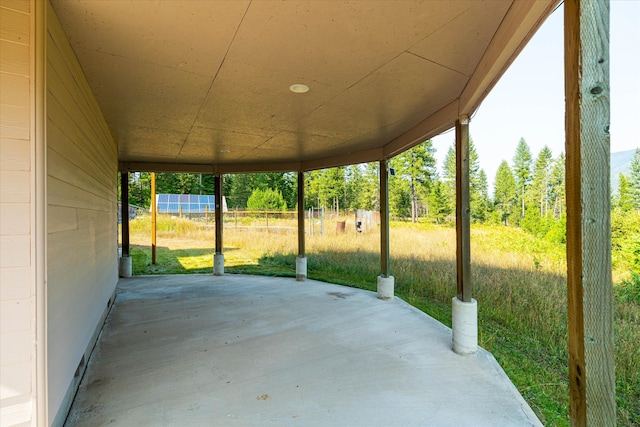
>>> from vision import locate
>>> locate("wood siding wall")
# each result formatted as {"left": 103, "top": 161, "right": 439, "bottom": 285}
{"left": 46, "top": 2, "right": 118, "bottom": 424}
{"left": 0, "top": 0, "right": 38, "bottom": 425}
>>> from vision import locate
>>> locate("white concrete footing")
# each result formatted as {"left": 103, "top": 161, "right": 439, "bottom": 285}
{"left": 377, "top": 275, "right": 394, "bottom": 300}
{"left": 119, "top": 256, "right": 132, "bottom": 278}
{"left": 452, "top": 297, "right": 478, "bottom": 355}
{"left": 296, "top": 256, "right": 307, "bottom": 281}
{"left": 214, "top": 253, "right": 224, "bottom": 276}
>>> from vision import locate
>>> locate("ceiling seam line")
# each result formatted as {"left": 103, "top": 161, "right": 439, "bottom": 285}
{"left": 404, "top": 51, "right": 469, "bottom": 77}
{"left": 175, "top": 0, "right": 253, "bottom": 161}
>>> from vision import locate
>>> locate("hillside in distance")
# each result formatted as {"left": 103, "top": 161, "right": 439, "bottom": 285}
{"left": 611, "top": 149, "right": 637, "bottom": 192}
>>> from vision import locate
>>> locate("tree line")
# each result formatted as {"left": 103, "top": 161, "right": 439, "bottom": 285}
{"left": 125, "top": 142, "right": 640, "bottom": 252}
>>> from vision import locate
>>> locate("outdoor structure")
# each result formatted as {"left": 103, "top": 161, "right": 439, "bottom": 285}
{"left": 0, "top": 0, "right": 614, "bottom": 426}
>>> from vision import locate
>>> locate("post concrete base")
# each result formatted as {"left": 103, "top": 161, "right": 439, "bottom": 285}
{"left": 452, "top": 297, "right": 478, "bottom": 355}
{"left": 214, "top": 253, "right": 224, "bottom": 276}
{"left": 377, "top": 275, "right": 394, "bottom": 300}
{"left": 296, "top": 256, "right": 307, "bottom": 281}
{"left": 119, "top": 256, "right": 132, "bottom": 278}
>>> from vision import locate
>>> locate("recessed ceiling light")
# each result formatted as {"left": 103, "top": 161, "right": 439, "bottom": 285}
{"left": 289, "top": 84, "right": 309, "bottom": 94}
{"left": 220, "top": 149, "right": 230, "bottom": 153}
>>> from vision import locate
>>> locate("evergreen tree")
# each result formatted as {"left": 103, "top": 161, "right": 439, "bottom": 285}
{"left": 513, "top": 138, "right": 533, "bottom": 218}
{"left": 358, "top": 163, "right": 380, "bottom": 211}
{"left": 308, "top": 167, "right": 346, "bottom": 213}
{"left": 629, "top": 148, "right": 640, "bottom": 212}
{"left": 471, "top": 169, "right": 490, "bottom": 222}
{"left": 246, "top": 188, "right": 287, "bottom": 211}
{"left": 429, "top": 179, "right": 452, "bottom": 223}
{"left": 614, "top": 173, "right": 635, "bottom": 213}
{"left": 390, "top": 140, "right": 437, "bottom": 222}
{"left": 442, "top": 139, "right": 483, "bottom": 222}
{"left": 530, "top": 146, "right": 553, "bottom": 217}
{"left": 548, "top": 153, "right": 566, "bottom": 217}
{"left": 128, "top": 172, "right": 152, "bottom": 208}
{"left": 442, "top": 146, "right": 456, "bottom": 214}
{"left": 389, "top": 174, "right": 411, "bottom": 219}
{"left": 493, "top": 161, "right": 517, "bottom": 225}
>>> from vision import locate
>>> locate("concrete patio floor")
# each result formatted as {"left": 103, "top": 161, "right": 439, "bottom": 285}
{"left": 65, "top": 274, "right": 542, "bottom": 426}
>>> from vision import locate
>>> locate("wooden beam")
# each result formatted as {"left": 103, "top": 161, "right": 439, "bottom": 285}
{"left": 459, "top": 0, "right": 559, "bottom": 114}
{"left": 297, "top": 172, "right": 305, "bottom": 257}
{"left": 383, "top": 100, "right": 459, "bottom": 159}
{"left": 120, "top": 148, "right": 387, "bottom": 175}
{"left": 380, "top": 160, "right": 390, "bottom": 278}
{"left": 120, "top": 171, "right": 130, "bottom": 257}
{"left": 302, "top": 148, "right": 384, "bottom": 173}
{"left": 214, "top": 175, "right": 223, "bottom": 254}
{"left": 564, "top": 0, "right": 615, "bottom": 425}
{"left": 455, "top": 116, "right": 471, "bottom": 302}
{"left": 151, "top": 172, "right": 156, "bottom": 265}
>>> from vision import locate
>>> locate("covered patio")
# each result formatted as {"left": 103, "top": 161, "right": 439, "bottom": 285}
{"left": 0, "top": 0, "right": 614, "bottom": 425}
{"left": 65, "top": 274, "right": 540, "bottom": 427}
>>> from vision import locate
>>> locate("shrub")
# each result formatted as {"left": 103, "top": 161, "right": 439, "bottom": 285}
{"left": 246, "top": 188, "right": 287, "bottom": 211}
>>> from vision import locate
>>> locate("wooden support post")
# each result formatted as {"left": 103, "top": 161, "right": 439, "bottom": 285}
{"left": 121, "top": 171, "right": 130, "bottom": 257}
{"left": 564, "top": 1, "right": 615, "bottom": 425}
{"left": 214, "top": 175, "right": 223, "bottom": 254}
{"left": 456, "top": 116, "right": 471, "bottom": 302}
{"left": 151, "top": 172, "right": 156, "bottom": 265}
{"left": 380, "top": 160, "right": 390, "bottom": 278}
{"left": 298, "top": 172, "right": 305, "bottom": 257}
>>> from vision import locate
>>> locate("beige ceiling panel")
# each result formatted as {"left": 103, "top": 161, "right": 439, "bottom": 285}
{"left": 50, "top": 0, "right": 249, "bottom": 76}
{"left": 228, "top": 1, "right": 476, "bottom": 89}
{"left": 296, "top": 52, "right": 467, "bottom": 141}
{"left": 408, "top": 1, "right": 511, "bottom": 76}
{"left": 75, "top": 48, "right": 211, "bottom": 137}
{"left": 176, "top": 127, "right": 269, "bottom": 164}
{"left": 194, "top": 59, "right": 338, "bottom": 135}
{"left": 118, "top": 127, "right": 187, "bottom": 163}
{"left": 251, "top": 131, "right": 345, "bottom": 162}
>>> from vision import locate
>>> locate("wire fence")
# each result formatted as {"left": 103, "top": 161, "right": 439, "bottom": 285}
{"left": 133, "top": 208, "right": 379, "bottom": 235}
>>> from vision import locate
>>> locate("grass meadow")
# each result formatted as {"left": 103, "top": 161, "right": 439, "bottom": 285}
{"left": 128, "top": 214, "right": 639, "bottom": 426}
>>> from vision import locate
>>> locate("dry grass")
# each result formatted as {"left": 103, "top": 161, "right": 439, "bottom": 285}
{"left": 127, "top": 215, "right": 639, "bottom": 426}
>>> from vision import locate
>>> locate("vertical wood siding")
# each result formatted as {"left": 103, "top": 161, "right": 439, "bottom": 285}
{"left": 46, "top": 2, "right": 118, "bottom": 424}
{"left": 0, "top": 0, "right": 36, "bottom": 425}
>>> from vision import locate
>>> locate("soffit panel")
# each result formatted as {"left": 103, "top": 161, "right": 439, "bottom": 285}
{"left": 226, "top": 1, "right": 477, "bottom": 89}
{"left": 176, "top": 127, "right": 270, "bottom": 164}
{"left": 50, "top": 0, "right": 248, "bottom": 76}
{"left": 75, "top": 48, "right": 212, "bottom": 134}
{"left": 408, "top": 1, "right": 512, "bottom": 76}
{"left": 49, "top": 0, "right": 556, "bottom": 172}
{"left": 295, "top": 52, "right": 468, "bottom": 141}
{"left": 118, "top": 127, "right": 187, "bottom": 163}
{"left": 193, "top": 58, "right": 339, "bottom": 136}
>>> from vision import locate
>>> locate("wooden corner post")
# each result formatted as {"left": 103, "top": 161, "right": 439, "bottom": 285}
{"left": 151, "top": 172, "right": 156, "bottom": 265}
{"left": 214, "top": 175, "right": 224, "bottom": 275}
{"left": 298, "top": 172, "right": 305, "bottom": 258}
{"left": 377, "top": 159, "right": 394, "bottom": 300}
{"left": 214, "top": 175, "right": 223, "bottom": 254}
{"left": 296, "top": 171, "right": 307, "bottom": 281}
{"left": 451, "top": 115, "right": 476, "bottom": 354}
{"left": 564, "top": 0, "right": 615, "bottom": 425}
{"left": 455, "top": 116, "right": 471, "bottom": 303}
{"left": 121, "top": 171, "right": 130, "bottom": 257}
{"left": 380, "top": 159, "right": 390, "bottom": 278}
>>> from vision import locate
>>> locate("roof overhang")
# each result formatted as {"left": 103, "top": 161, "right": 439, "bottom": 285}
{"left": 50, "top": 0, "right": 559, "bottom": 173}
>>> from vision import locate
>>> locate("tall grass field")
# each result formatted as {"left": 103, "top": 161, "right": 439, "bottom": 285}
{"left": 128, "top": 214, "right": 639, "bottom": 426}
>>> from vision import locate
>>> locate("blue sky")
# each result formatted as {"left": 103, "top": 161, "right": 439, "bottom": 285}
{"left": 431, "top": 0, "right": 640, "bottom": 187}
